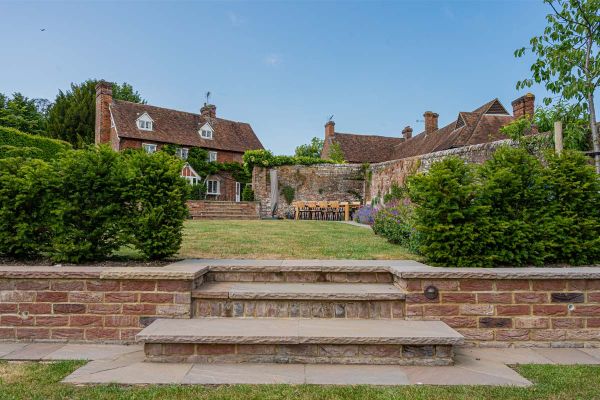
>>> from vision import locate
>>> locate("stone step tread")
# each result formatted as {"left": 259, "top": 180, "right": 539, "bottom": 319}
{"left": 192, "top": 282, "right": 405, "bottom": 300}
{"left": 137, "top": 318, "right": 464, "bottom": 345}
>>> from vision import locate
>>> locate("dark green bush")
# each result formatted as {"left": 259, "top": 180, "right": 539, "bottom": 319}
{"left": 50, "top": 146, "right": 129, "bottom": 262}
{"left": 188, "top": 182, "right": 207, "bottom": 200}
{"left": 0, "top": 126, "right": 71, "bottom": 161}
{"left": 408, "top": 147, "right": 600, "bottom": 267}
{"left": 123, "top": 150, "right": 189, "bottom": 260}
{"left": 242, "top": 185, "right": 255, "bottom": 201}
{"left": 0, "top": 157, "right": 56, "bottom": 257}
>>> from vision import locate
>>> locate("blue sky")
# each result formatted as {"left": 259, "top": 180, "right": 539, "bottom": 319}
{"left": 1, "top": 0, "right": 552, "bottom": 154}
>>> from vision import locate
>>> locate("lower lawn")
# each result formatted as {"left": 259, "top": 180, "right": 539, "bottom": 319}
{"left": 1, "top": 361, "right": 600, "bottom": 399}
{"left": 175, "top": 220, "right": 415, "bottom": 260}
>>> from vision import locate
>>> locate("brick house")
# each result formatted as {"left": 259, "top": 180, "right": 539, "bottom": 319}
{"left": 321, "top": 94, "right": 535, "bottom": 163}
{"left": 95, "top": 81, "right": 264, "bottom": 201}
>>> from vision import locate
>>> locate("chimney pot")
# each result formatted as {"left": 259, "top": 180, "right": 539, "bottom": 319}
{"left": 325, "top": 120, "right": 335, "bottom": 139}
{"left": 423, "top": 111, "right": 439, "bottom": 134}
{"left": 402, "top": 126, "right": 413, "bottom": 140}
{"left": 511, "top": 93, "right": 535, "bottom": 119}
{"left": 201, "top": 103, "right": 217, "bottom": 118}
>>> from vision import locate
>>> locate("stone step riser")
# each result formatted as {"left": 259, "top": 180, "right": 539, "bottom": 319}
{"left": 144, "top": 343, "right": 453, "bottom": 366}
{"left": 204, "top": 271, "right": 394, "bottom": 284}
{"left": 193, "top": 299, "right": 404, "bottom": 319}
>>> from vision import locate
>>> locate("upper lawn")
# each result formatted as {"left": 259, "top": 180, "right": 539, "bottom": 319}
{"left": 1, "top": 361, "right": 600, "bottom": 399}
{"left": 176, "top": 220, "right": 416, "bottom": 260}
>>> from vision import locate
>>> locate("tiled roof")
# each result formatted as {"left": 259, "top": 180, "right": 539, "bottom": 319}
{"left": 110, "top": 100, "right": 263, "bottom": 153}
{"left": 328, "top": 133, "right": 405, "bottom": 163}
{"left": 326, "top": 98, "right": 516, "bottom": 163}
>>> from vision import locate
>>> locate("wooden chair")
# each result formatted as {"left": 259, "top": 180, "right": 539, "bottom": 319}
{"left": 328, "top": 201, "right": 340, "bottom": 220}
{"left": 306, "top": 201, "right": 318, "bottom": 220}
{"left": 318, "top": 201, "right": 328, "bottom": 220}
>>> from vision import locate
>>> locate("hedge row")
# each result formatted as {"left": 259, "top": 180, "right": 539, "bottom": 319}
{"left": 243, "top": 149, "right": 335, "bottom": 174}
{"left": 0, "top": 146, "right": 189, "bottom": 262}
{"left": 408, "top": 147, "right": 600, "bottom": 267}
{"left": 0, "top": 126, "right": 71, "bottom": 161}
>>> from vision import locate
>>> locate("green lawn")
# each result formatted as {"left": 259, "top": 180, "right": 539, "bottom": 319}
{"left": 175, "top": 220, "right": 416, "bottom": 260}
{"left": 1, "top": 361, "right": 600, "bottom": 399}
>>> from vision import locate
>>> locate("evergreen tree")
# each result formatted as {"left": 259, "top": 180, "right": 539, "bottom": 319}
{"left": 0, "top": 92, "right": 49, "bottom": 136}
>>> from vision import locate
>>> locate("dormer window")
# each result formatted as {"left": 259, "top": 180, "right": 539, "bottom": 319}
{"left": 199, "top": 122, "right": 213, "bottom": 139}
{"left": 136, "top": 112, "right": 154, "bottom": 131}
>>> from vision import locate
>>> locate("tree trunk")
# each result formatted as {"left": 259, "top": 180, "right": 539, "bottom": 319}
{"left": 589, "top": 93, "right": 600, "bottom": 174}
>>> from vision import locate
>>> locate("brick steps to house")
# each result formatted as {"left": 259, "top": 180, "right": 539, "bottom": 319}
{"left": 138, "top": 318, "right": 463, "bottom": 365}
{"left": 192, "top": 282, "right": 405, "bottom": 319}
{"left": 188, "top": 200, "right": 260, "bottom": 220}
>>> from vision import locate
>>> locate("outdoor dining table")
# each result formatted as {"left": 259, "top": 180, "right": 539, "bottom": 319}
{"left": 293, "top": 201, "right": 361, "bottom": 221}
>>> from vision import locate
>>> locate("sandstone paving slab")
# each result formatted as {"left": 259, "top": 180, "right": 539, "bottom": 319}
{"left": 182, "top": 363, "right": 305, "bottom": 384}
{"left": 451, "top": 354, "right": 532, "bottom": 385}
{"left": 194, "top": 282, "right": 405, "bottom": 300}
{"left": 0, "top": 343, "right": 27, "bottom": 358}
{"left": 43, "top": 344, "right": 143, "bottom": 361}
{"left": 64, "top": 361, "right": 193, "bottom": 385}
{"left": 3, "top": 343, "right": 65, "bottom": 360}
{"left": 532, "top": 348, "right": 600, "bottom": 364}
{"left": 305, "top": 364, "right": 409, "bottom": 385}
{"left": 137, "top": 318, "right": 300, "bottom": 344}
{"left": 297, "top": 319, "right": 464, "bottom": 345}
{"left": 580, "top": 348, "right": 600, "bottom": 360}
{"left": 456, "top": 348, "right": 554, "bottom": 365}
{"left": 63, "top": 351, "right": 146, "bottom": 380}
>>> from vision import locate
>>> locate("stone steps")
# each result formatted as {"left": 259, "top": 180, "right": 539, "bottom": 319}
{"left": 188, "top": 201, "right": 260, "bottom": 220}
{"left": 138, "top": 318, "right": 463, "bottom": 365}
{"left": 192, "top": 282, "right": 405, "bottom": 319}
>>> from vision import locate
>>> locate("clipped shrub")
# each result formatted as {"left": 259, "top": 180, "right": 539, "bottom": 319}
{"left": 0, "top": 157, "right": 56, "bottom": 257}
{"left": 50, "top": 146, "right": 129, "bottom": 262}
{"left": 0, "top": 126, "right": 71, "bottom": 161}
{"left": 0, "top": 145, "right": 44, "bottom": 159}
{"left": 408, "top": 157, "right": 495, "bottom": 267}
{"left": 242, "top": 185, "right": 255, "bottom": 201}
{"left": 188, "top": 182, "right": 207, "bottom": 200}
{"left": 123, "top": 150, "right": 189, "bottom": 260}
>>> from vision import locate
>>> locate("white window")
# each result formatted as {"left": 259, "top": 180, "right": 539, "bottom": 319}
{"left": 185, "top": 176, "right": 199, "bottom": 185}
{"left": 199, "top": 122, "right": 213, "bottom": 139}
{"left": 206, "top": 179, "right": 220, "bottom": 195}
{"left": 176, "top": 147, "right": 189, "bottom": 160}
{"left": 142, "top": 143, "right": 157, "bottom": 154}
{"left": 136, "top": 112, "right": 154, "bottom": 131}
{"left": 207, "top": 151, "right": 217, "bottom": 162}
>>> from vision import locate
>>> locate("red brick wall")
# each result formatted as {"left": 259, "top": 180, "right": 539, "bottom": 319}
{"left": 116, "top": 138, "right": 242, "bottom": 163}
{"left": 0, "top": 277, "right": 192, "bottom": 342}
{"left": 400, "top": 278, "right": 600, "bottom": 347}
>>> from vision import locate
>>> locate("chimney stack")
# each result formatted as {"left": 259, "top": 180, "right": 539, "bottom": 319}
{"left": 201, "top": 103, "right": 216, "bottom": 118}
{"left": 511, "top": 93, "right": 535, "bottom": 119}
{"left": 325, "top": 120, "right": 335, "bottom": 139}
{"left": 424, "top": 111, "right": 439, "bottom": 134}
{"left": 402, "top": 126, "right": 413, "bottom": 140}
{"left": 95, "top": 80, "right": 113, "bottom": 145}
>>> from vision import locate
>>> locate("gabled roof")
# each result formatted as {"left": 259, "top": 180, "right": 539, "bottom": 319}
{"left": 110, "top": 100, "right": 263, "bottom": 153}
{"left": 327, "top": 132, "right": 404, "bottom": 163}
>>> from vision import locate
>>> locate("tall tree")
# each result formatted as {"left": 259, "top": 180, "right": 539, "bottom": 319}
{"left": 0, "top": 92, "right": 49, "bottom": 136}
{"left": 515, "top": 0, "right": 600, "bottom": 172}
{"left": 47, "top": 80, "right": 145, "bottom": 148}
{"left": 294, "top": 137, "right": 324, "bottom": 158}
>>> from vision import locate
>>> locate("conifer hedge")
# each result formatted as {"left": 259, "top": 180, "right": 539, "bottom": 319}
{"left": 0, "top": 127, "right": 71, "bottom": 161}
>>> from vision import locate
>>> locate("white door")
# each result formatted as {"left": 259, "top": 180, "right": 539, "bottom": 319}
{"left": 235, "top": 182, "right": 241, "bottom": 202}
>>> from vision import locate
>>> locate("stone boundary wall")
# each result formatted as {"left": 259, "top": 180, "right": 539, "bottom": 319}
{"left": 252, "top": 164, "right": 365, "bottom": 218}
{"left": 0, "top": 266, "right": 206, "bottom": 343}
{"left": 368, "top": 139, "right": 514, "bottom": 202}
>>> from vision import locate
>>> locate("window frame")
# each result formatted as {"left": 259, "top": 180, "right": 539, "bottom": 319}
{"left": 176, "top": 147, "right": 189, "bottom": 160}
{"left": 142, "top": 143, "right": 157, "bottom": 154}
{"left": 206, "top": 179, "right": 220, "bottom": 195}
{"left": 207, "top": 151, "right": 217, "bottom": 162}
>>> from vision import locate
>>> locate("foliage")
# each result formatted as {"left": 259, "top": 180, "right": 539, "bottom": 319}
{"left": 383, "top": 182, "right": 409, "bottom": 204}
{"left": 0, "top": 126, "right": 71, "bottom": 161}
{"left": 353, "top": 205, "right": 378, "bottom": 226}
{"left": 372, "top": 200, "right": 420, "bottom": 253}
{"left": 280, "top": 185, "right": 295, "bottom": 204}
{"left": 123, "top": 150, "right": 189, "bottom": 260}
{"left": 0, "top": 92, "right": 49, "bottom": 136}
{"left": 241, "top": 185, "right": 255, "bottom": 201}
{"left": 50, "top": 146, "right": 129, "bottom": 262}
{"left": 0, "top": 157, "right": 56, "bottom": 257}
{"left": 188, "top": 183, "right": 207, "bottom": 200}
{"left": 294, "top": 137, "right": 324, "bottom": 158}
{"left": 328, "top": 142, "right": 346, "bottom": 163}
{"left": 47, "top": 79, "right": 145, "bottom": 148}
{"left": 243, "top": 149, "right": 334, "bottom": 174}
{"left": 408, "top": 147, "right": 600, "bottom": 267}
{"left": 515, "top": 0, "right": 600, "bottom": 170}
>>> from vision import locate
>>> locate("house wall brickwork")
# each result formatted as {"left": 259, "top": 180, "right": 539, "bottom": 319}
{"left": 252, "top": 164, "right": 365, "bottom": 218}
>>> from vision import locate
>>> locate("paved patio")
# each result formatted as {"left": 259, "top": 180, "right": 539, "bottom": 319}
{"left": 2, "top": 342, "right": 600, "bottom": 386}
